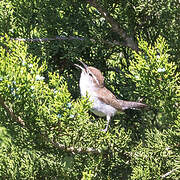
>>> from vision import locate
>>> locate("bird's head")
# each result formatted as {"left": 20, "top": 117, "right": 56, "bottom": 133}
{"left": 75, "top": 60, "right": 104, "bottom": 88}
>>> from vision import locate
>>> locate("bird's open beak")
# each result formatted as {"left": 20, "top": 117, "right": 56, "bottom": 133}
{"left": 74, "top": 60, "right": 88, "bottom": 71}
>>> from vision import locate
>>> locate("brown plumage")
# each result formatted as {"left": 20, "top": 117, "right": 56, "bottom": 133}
{"left": 96, "top": 84, "right": 147, "bottom": 111}
{"left": 88, "top": 67, "right": 104, "bottom": 87}
{"left": 88, "top": 66, "right": 147, "bottom": 111}
{"left": 75, "top": 60, "right": 148, "bottom": 132}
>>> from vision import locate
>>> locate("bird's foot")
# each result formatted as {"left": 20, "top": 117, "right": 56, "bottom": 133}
{"left": 101, "top": 128, "right": 108, "bottom": 133}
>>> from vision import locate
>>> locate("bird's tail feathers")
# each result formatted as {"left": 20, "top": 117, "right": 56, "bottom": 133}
{"left": 118, "top": 100, "right": 148, "bottom": 110}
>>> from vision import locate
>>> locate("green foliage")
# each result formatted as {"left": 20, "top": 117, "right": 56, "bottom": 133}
{"left": 128, "top": 36, "right": 179, "bottom": 126}
{"left": 1, "top": 0, "right": 178, "bottom": 100}
{"left": 0, "top": 36, "right": 133, "bottom": 179}
{"left": 0, "top": 34, "right": 179, "bottom": 179}
{"left": 0, "top": 0, "right": 179, "bottom": 179}
{"left": 131, "top": 129, "right": 180, "bottom": 179}
{"left": 0, "top": 1, "right": 14, "bottom": 35}
{"left": 2, "top": 0, "right": 179, "bottom": 73}
{"left": 127, "top": 36, "right": 180, "bottom": 179}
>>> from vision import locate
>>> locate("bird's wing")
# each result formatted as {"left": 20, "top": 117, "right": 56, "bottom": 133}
{"left": 96, "top": 87, "right": 123, "bottom": 111}
{"left": 96, "top": 87, "right": 147, "bottom": 111}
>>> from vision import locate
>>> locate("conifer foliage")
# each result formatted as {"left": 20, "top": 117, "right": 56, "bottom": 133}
{"left": 0, "top": 0, "right": 179, "bottom": 179}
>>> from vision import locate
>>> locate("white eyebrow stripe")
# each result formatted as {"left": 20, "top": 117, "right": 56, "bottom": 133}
{"left": 89, "top": 70, "right": 99, "bottom": 85}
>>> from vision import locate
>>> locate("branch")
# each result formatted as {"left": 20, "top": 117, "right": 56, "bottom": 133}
{"left": 87, "top": 0, "right": 138, "bottom": 52}
{"left": 1, "top": 35, "right": 125, "bottom": 49}
{"left": 12, "top": 36, "right": 87, "bottom": 42}
{"left": 161, "top": 168, "right": 179, "bottom": 178}
{"left": 0, "top": 95, "right": 101, "bottom": 154}
{"left": 0, "top": 95, "right": 25, "bottom": 127}
{"left": 43, "top": 135, "right": 101, "bottom": 154}
{"left": 10, "top": 36, "right": 121, "bottom": 47}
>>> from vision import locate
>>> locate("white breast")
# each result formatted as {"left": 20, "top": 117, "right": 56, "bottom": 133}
{"left": 79, "top": 72, "right": 117, "bottom": 117}
{"left": 79, "top": 71, "right": 96, "bottom": 97}
{"left": 90, "top": 96, "right": 117, "bottom": 117}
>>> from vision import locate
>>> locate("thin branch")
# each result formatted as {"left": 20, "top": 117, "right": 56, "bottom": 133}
{"left": 0, "top": 95, "right": 101, "bottom": 154}
{"left": 0, "top": 95, "right": 25, "bottom": 127}
{"left": 11, "top": 36, "right": 121, "bottom": 48}
{"left": 44, "top": 135, "right": 101, "bottom": 154}
{"left": 1, "top": 35, "right": 125, "bottom": 48}
{"left": 12, "top": 36, "right": 87, "bottom": 42}
{"left": 161, "top": 168, "right": 179, "bottom": 178}
{"left": 87, "top": 0, "right": 138, "bottom": 52}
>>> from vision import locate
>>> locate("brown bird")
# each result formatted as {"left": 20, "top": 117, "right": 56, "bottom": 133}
{"left": 75, "top": 61, "right": 147, "bottom": 132}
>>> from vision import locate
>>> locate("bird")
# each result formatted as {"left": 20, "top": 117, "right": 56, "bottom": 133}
{"left": 75, "top": 60, "right": 147, "bottom": 132}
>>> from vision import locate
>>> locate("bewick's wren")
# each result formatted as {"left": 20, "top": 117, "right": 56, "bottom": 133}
{"left": 75, "top": 61, "right": 147, "bottom": 132}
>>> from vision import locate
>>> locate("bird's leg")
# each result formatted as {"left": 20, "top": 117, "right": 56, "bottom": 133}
{"left": 101, "top": 115, "right": 111, "bottom": 132}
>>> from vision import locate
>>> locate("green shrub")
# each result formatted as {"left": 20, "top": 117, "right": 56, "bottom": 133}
{"left": 127, "top": 36, "right": 179, "bottom": 179}
{"left": 0, "top": 36, "right": 179, "bottom": 179}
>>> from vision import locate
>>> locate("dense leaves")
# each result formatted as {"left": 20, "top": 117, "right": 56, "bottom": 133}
{"left": 0, "top": 0, "right": 179, "bottom": 179}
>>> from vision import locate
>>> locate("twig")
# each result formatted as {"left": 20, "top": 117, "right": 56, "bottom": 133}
{"left": 87, "top": 0, "right": 138, "bottom": 51}
{"left": 0, "top": 95, "right": 25, "bottom": 127}
{"left": 161, "top": 168, "right": 179, "bottom": 178}
{"left": 11, "top": 36, "right": 122, "bottom": 48}
{"left": 1, "top": 35, "right": 126, "bottom": 48}
{"left": 44, "top": 135, "right": 101, "bottom": 154}
{"left": 0, "top": 94, "right": 101, "bottom": 154}
{"left": 12, "top": 36, "right": 87, "bottom": 42}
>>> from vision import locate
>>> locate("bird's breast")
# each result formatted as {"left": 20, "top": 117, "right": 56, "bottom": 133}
{"left": 79, "top": 74, "right": 96, "bottom": 97}
{"left": 79, "top": 75, "right": 117, "bottom": 117}
{"left": 90, "top": 96, "right": 117, "bottom": 117}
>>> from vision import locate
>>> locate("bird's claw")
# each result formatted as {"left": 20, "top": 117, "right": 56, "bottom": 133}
{"left": 101, "top": 128, "right": 108, "bottom": 132}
